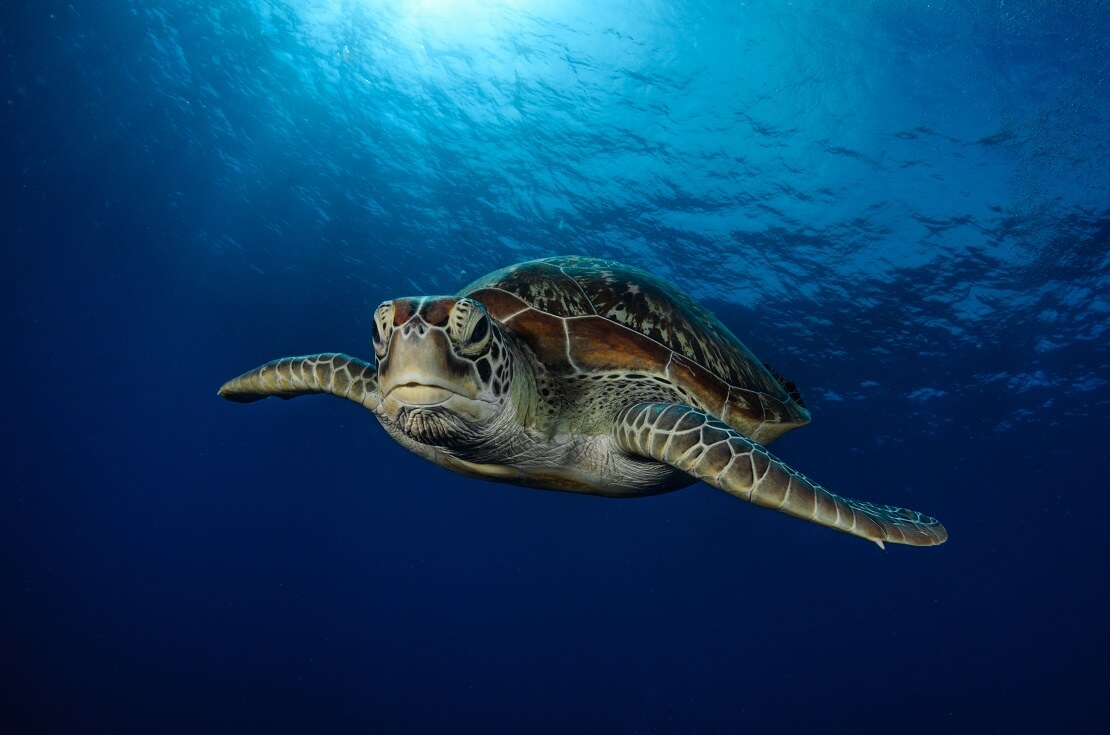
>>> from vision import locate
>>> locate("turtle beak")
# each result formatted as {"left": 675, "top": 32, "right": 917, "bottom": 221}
{"left": 378, "top": 317, "right": 481, "bottom": 406}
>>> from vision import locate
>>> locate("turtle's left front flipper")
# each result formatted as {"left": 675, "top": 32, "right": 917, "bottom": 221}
{"left": 218, "top": 353, "right": 379, "bottom": 412}
{"left": 613, "top": 402, "right": 947, "bottom": 548}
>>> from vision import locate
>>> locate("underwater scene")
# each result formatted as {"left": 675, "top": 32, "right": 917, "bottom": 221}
{"left": 3, "top": 1, "right": 1108, "bottom": 732}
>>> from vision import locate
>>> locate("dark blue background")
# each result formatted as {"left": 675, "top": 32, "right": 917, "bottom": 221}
{"left": 3, "top": 1, "right": 1108, "bottom": 732}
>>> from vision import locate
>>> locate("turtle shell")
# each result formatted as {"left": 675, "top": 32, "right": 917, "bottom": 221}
{"left": 460, "top": 256, "right": 810, "bottom": 444}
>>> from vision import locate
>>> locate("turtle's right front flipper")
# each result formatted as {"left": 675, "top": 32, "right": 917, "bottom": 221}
{"left": 614, "top": 402, "right": 947, "bottom": 548}
{"left": 218, "top": 353, "right": 379, "bottom": 412}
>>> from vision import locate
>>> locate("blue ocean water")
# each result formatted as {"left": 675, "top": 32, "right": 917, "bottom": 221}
{"left": 3, "top": 0, "right": 1108, "bottom": 732}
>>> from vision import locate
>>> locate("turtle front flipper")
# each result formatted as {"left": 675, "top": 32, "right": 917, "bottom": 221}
{"left": 218, "top": 353, "right": 378, "bottom": 412}
{"left": 613, "top": 403, "right": 946, "bottom": 548}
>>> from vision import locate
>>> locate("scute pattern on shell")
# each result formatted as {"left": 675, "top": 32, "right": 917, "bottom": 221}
{"left": 462, "top": 260, "right": 593, "bottom": 318}
{"left": 558, "top": 258, "right": 780, "bottom": 396}
{"left": 461, "top": 256, "right": 797, "bottom": 405}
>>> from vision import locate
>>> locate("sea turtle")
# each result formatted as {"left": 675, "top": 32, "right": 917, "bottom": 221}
{"left": 219, "top": 256, "right": 946, "bottom": 548}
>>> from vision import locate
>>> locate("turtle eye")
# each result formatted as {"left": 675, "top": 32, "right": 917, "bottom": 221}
{"left": 469, "top": 314, "right": 489, "bottom": 344}
{"left": 451, "top": 299, "right": 492, "bottom": 356}
{"left": 459, "top": 313, "right": 492, "bottom": 356}
{"left": 372, "top": 303, "right": 394, "bottom": 357}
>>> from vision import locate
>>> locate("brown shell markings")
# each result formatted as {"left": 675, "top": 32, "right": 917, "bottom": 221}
{"left": 460, "top": 256, "right": 810, "bottom": 443}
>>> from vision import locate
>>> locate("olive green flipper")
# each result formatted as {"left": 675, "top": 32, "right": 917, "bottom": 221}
{"left": 614, "top": 402, "right": 947, "bottom": 548}
{"left": 218, "top": 353, "right": 379, "bottom": 412}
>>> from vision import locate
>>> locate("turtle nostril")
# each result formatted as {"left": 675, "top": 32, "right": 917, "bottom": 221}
{"left": 402, "top": 319, "right": 428, "bottom": 338}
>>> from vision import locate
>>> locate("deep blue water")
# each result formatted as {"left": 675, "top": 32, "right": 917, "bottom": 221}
{"left": 3, "top": 1, "right": 1109, "bottom": 732}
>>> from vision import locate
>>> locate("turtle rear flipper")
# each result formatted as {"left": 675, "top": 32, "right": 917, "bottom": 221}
{"left": 613, "top": 402, "right": 947, "bottom": 548}
{"left": 219, "top": 353, "right": 379, "bottom": 412}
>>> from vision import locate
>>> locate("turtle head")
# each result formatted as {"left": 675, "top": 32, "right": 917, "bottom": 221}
{"left": 372, "top": 296, "right": 513, "bottom": 447}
